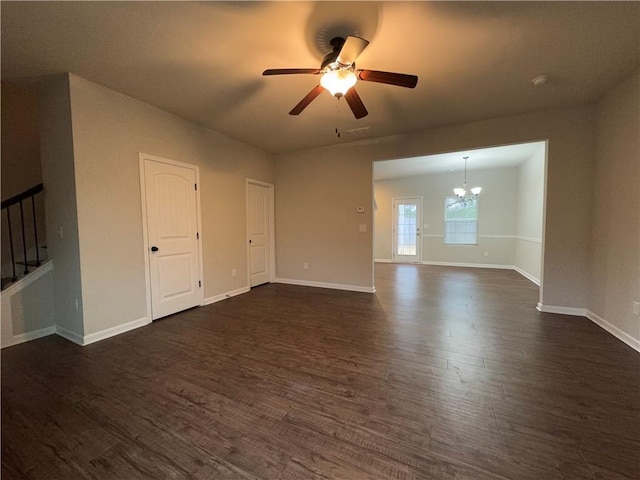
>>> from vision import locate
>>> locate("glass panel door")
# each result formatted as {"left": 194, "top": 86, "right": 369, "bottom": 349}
{"left": 392, "top": 197, "right": 422, "bottom": 263}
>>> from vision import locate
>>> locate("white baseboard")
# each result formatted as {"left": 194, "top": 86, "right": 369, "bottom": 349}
{"left": 374, "top": 258, "right": 393, "bottom": 263}
{"left": 421, "top": 261, "right": 513, "bottom": 270}
{"left": 82, "top": 317, "right": 151, "bottom": 346}
{"left": 204, "top": 286, "right": 251, "bottom": 305}
{"left": 275, "top": 278, "right": 376, "bottom": 294}
{"left": 55, "top": 326, "right": 85, "bottom": 346}
{"left": 4, "top": 325, "right": 56, "bottom": 348}
{"left": 586, "top": 310, "right": 640, "bottom": 353}
{"left": 513, "top": 266, "right": 540, "bottom": 286}
{"left": 536, "top": 303, "right": 588, "bottom": 316}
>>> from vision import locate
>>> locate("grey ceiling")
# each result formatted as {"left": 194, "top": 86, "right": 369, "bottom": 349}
{"left": 2, "top": 1, "right": 638, "bottom": 154}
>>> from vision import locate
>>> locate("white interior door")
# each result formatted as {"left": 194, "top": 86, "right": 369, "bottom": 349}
{"left": 247, "top": 181, "right": 272, "bottom": 287}
{"left": 392, "top": 197, "right": 422, "bottom": 263}
{"left": 143, "top": 157, "right": 202, "bottom": 320}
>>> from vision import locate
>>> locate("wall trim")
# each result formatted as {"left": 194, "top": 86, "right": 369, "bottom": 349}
{"left": 275, "top": 278, "right": 376, "bottom": 294}
{"left": 204, "top": 286, "right": 251, "bottom": 305}
{"left": 1, "top": 260, "right": 54, "bottom": 298}
{"left": 515, "top": 236, "right": 542, "bottom": 244}
{"left": 586, "top": 310, "right": 640, "bottom": 353}
{"left": 55, "top": 326, "right": 85, "bottom": 346}
{"left": 421, "top": 261, "right": 513, "bottom": 270}
{"left": 374, "top": 258, "right": 393, "bottom": 263}
{"left": 82, "top": 317, "right": 151, "bottom": 346}
{"left": 6, "top": 326, "right": 57, "bottom": 348}
{"left": 513, "top": 266, "right": 540, "bottom": 286}
{"left": 536, "top": 303, "right": 587, "bottom": 316}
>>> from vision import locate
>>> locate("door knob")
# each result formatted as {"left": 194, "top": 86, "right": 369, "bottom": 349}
{"left": 151, "top": 246, "right": 159, "bottom": 252}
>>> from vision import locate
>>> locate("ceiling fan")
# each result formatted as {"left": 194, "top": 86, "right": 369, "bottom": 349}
{"left": 263, "top": 35, "right": 418, "bottom": 119}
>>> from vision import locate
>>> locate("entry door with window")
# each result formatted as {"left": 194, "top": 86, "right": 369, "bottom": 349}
{"left": 392, "top": 197, "right": 422, "bottom": 263}
{"left": 142, "top": 156, "right": 202, "bottom": 320}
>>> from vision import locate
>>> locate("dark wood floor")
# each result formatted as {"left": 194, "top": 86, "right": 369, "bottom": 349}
{"left": 2, "top": 264, "right": 639, "bottom": 479}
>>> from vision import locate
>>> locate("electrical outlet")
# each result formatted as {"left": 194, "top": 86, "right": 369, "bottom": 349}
{"left": 231, "top": 269, "right": 237, "bottom": 277}
{"left": 484, "top": 251, "right": 489, "bottom": 257}
{"left": 633, "top": 302, "right": 640, "bottom": 316}
{"left": 303, "top": 262, "right": 309, "bottom": 270}
{"left": 359, "top": 224, "right": 367, "bottom": 232}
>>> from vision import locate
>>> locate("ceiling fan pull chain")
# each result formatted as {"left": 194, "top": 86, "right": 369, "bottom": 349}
{"left": 336, "top": 97, "right": 341, "bottom": 138}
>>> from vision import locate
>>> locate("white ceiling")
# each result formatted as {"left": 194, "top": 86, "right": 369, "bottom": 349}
{"left": 373, "top": 141, "right": 544, "bottom": 180}
{"left": 2, "top": 2, "right": 638, "bottom": 154}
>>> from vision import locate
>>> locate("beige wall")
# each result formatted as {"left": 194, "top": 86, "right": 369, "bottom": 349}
{"left": 38, "top": 74, "right": 84, "bottom": 337}
{"left": 374, "top": 167, "right": 520, "bottom": 266}
{"left": 589, "top": 70, "right": 639, "bottom": 343}
{"left": 514, "top": 143, "right": 545, "bottom": 281}
{"left": 274, "top": 147, "right": 374, "bottom": 289}
{"left": 276, "top": 106, "right": 594, "bottom": 307}
{"left": 48, "top": 74, "right": 273, "bottom": 339}
{"left": 1, "top": 82, "right": 42, "bottom": 199}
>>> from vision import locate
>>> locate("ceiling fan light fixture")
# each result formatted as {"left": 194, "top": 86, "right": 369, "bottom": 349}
{"left": 320, "top": 69, "right": 357, "bottom": 97}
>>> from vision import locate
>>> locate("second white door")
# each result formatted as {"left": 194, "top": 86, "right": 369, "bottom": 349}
{"left": 392, "top": 197, "right": 422, "bottom": 263}
{"left": 247, "top": 181, "right": 272, "bottom": 287}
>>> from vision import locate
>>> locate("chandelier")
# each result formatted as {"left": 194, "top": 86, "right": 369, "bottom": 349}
{"left": 452, "top": 156, "right": 481, "bottom": 206}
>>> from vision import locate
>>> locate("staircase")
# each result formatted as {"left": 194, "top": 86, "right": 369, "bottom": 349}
{"left": 1, "top": 183, "right": 47, "bottom": 290}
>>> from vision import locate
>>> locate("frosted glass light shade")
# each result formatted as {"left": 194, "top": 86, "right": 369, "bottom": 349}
{"left": 453, "top": 188, "right": 466, "bottom": 197}
{"left": 471, "top": 187, "right": 482, "bottom": 195}
{"left": 320, "top": 69, "right": 357, "bottom": 97}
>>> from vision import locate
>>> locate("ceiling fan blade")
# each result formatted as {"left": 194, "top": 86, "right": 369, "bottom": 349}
{"left": 337, "top": 36, "right": 370, "bottom": 66}
{"left": 263, "top": 68, "right": 321, "bottom": 76}
{"left": 344, "top": 88, "right": 368, "bottom": 119}
{"left": 357, "top": 69, "right": 418, "bottom": 88}
{"left": 289, "top": 85, "right": 324, "bottom": 115}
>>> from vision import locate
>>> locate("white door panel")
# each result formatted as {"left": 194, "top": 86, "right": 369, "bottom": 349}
{"left": 144, "top": 158, "right": 201, "bottom": 319}
{"left": 247, "top": 182, "right": 272, "bottom": 287}
{"left": 392, "top": 197, "right": 422, "bottom": 263}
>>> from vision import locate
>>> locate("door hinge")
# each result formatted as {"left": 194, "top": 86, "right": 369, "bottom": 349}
{"left": 199, "top": 280, "right": 202, "bottom": 288}
{"left": 196, "top": 232, "right": 199, "bottom": 239}
{"left": 195, "top": 183, "right": 197, "bottom": 191}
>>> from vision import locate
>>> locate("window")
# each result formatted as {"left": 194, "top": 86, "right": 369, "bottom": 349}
{"left": 444, "top": 196, "right": 478, "bottom": 245}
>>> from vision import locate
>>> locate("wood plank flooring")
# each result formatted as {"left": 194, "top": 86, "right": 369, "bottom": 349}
{"left": 2, "top": 264, "right": 639, "bottom": 479}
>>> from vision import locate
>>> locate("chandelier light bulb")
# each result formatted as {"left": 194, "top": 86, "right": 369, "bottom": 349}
{"left": 320, "top": 69, "right": 357, "bottom": 97}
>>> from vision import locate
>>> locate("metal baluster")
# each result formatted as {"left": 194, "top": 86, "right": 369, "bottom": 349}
{"left": 7, "top": 207, "right": 17, "bottom": 281}
{"left": 31, "top": 194, "right": 40, "bottom": 266}
{"left": 19, "top": 200, "right": 28, "bottom": 275}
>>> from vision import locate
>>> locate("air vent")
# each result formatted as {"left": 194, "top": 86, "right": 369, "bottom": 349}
{"left": 344, "top": 126, "right": 371, "bottom": 137}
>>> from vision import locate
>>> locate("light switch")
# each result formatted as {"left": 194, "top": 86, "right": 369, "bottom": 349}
{"left": 357, "top": 207, "right": 365, "bottom": 213}
{"left": 359, "top": 224, "right": 367, "bottom": 232}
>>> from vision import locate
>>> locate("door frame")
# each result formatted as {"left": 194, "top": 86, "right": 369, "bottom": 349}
{"left": 139, "top": 153, "right": 205, "bottom": 321}
{"left": 245, "top": 178, "right": 275, "bottom": 286}
{"left": 391, "top": 196, "right": 423, "bottom": 264}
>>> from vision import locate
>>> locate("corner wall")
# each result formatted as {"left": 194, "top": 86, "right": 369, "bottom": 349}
{"left": 38, "top": 74, "right": 84, "bottom": 339}
{"left": 589, "top": 70, "right": 640, "bottom": 348}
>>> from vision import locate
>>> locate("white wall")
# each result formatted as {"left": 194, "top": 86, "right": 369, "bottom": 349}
{"left": 1, "top": 262, "right": 55, "bottom": 348}
{"left": 38, "top": 74, "right": 85, "bottom": 338}
{"left": 276, "top": 106, "right": 593, "bottom": 307}
{"left": 589, "top": 70, "right": 639, "bottom": 347}
{"left": 514, "top": 143, "right": 545, "bottom": 282}
{"left": 37, "top": 73, "right": 274, "bottom": 342}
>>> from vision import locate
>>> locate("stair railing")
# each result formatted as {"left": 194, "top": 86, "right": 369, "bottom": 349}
{"left": 1, "top": 183, "right": 44, "bottom": 286}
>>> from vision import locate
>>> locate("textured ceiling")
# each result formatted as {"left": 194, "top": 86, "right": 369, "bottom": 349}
{"left": 2, "top": 1, "right": 638, "bottom": 154}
